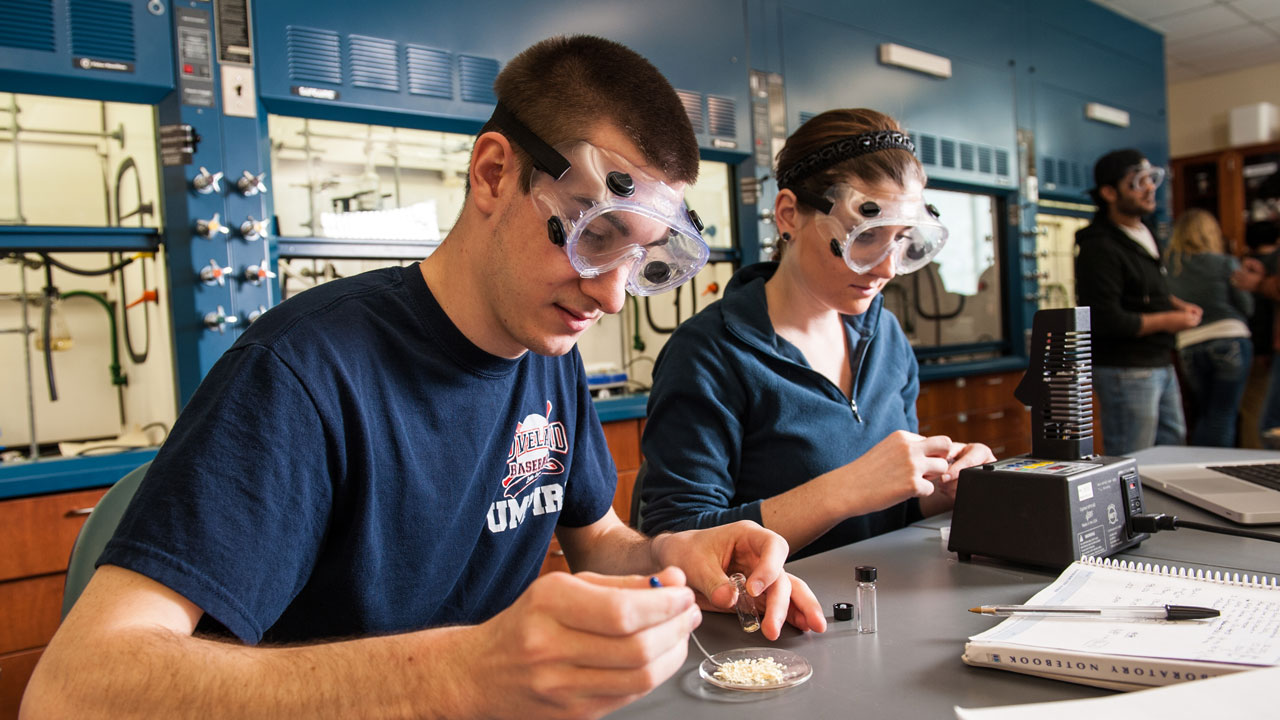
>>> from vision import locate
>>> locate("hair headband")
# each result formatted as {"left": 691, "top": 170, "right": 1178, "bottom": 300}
{"left": 775, "top": 130, "right": 916, "bottom": 190}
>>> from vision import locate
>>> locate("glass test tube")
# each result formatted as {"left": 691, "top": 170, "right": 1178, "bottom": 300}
{"left": 729, "top": 572, "right": 760, "bottom": 633}
{"left": 856, "top": 565, "right": 877, "bottom": 633}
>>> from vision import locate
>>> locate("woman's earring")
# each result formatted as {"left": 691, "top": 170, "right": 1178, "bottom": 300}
{"left": 781, "top": 232, "right": 791, "bottom": 242}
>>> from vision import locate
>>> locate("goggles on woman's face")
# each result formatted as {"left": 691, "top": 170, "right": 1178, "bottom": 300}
{"left": 529, "top": 142, "right": 709, "bottom": 296}
{"left": 790, "top": 183, "right": 948, "bottom": 275}
{"left": 1124, "top": 161, "right": 1166, "bottom": 192}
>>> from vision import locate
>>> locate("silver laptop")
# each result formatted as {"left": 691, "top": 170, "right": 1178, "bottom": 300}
{"left": 1139, "top": 459, "right": 1280, "bottom": 525}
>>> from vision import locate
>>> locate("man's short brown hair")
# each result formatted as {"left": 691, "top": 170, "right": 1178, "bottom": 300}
{"left": 477, "top": 35, "right": 700, "bottom": 191}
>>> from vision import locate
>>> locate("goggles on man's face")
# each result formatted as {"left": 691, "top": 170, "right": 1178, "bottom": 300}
{"left": 489, "top": 104, "right": 708, "bottom": 296}
{"left": 790, "top": 183, "right": 948, "bottom": 275}
{"left": 1124, "top": 160, "right": 1166, "bottom": 192}
{"left": 529, "top": 143, "right": 709, "bottom": 296}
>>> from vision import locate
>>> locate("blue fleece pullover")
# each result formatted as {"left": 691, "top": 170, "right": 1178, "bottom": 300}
{"left": 639, "top": 262, "right": 922, "bottom": 559}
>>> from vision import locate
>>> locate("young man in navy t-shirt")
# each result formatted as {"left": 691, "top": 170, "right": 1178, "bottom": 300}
{"left": 24, "top": 36, "right": 826, "bottom": 720}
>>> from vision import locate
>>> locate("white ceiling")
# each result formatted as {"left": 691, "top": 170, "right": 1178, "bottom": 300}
{"left": 1090, "top": 0, "right": 1280, "bottom": 82}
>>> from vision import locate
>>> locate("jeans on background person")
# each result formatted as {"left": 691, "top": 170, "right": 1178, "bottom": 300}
{"left": 1261, "top": 357, "right": 1280, "bottom": 447}
{"left": 1178, "top": 337, "right": 1252, "bottom": 447}
{"left": 1092, "top": 365, "right": 1186, "bottom": 456}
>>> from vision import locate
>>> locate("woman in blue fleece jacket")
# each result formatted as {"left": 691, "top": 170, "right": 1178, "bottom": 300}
{"left": 640, "top": 109, "right": 994, "bottom": 559}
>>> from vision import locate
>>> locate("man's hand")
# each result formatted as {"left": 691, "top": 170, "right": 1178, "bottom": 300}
{"left": 464, "top": 567, "right": 699, "bottom": 720}
{"left": 651, "top": 521, "right": 827, "bottom": 640}
{"left": 1233, "top": 258, "right": 1265, "bottom": 292}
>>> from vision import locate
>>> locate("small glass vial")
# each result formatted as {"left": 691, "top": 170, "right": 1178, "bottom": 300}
{"left": 729, "top": 572, "right": 760, "bottom": 633}
{"left": 856, "top": 566, "right": 877, "bottom": 633}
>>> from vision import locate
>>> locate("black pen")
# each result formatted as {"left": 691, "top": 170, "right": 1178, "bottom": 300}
{"left": 969, "top": 604, "right": 1220, "bottom": 620}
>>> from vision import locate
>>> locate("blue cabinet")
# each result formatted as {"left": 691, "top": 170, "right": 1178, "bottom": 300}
{"left": 251, "top": 0, "right": 751, "bottom": 153}
{"left": 0, "top": 0, "right": 173, "bottom": 103}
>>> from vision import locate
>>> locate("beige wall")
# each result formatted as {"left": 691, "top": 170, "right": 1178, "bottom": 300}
{"left": 1167, "top": 61, "right": 1280, "bottom": 158}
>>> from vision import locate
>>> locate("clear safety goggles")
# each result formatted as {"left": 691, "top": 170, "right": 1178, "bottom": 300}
{"left": 527, "top": 142, "right": 709, "bottom": 296}
{"left": 791, "top": 183, "right": 948, "bottom": 275}
{"left": 1124, "top": 161, "right": 1166, "bottom": 192}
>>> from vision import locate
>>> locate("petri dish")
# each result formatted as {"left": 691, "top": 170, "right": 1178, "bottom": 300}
{"left": 698, "top": 647, "right": 813, "bottom": 692}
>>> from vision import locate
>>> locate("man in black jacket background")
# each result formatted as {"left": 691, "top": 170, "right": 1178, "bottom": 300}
{"left": 1075, "top": 149, "right": 1202, "bottom": 455}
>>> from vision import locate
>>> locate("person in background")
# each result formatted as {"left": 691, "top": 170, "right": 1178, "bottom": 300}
{"left": 1074, "top": 149, "right": 1201, "bottom": 456}
{"left": 22, "top": 36, "right": 826, "bottom": 720}
{"left": 1164, "top": 208, "right": 1253, "bottom": 447}
{"left": 1233, "top": 218, "right": 1280, "bottom": 446}
{"left": 639, "top": 109, "right": 994, "bottom": 560}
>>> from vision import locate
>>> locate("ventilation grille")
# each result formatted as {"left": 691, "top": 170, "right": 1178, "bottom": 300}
{"left": 406, "top": 45, "right": 451, "bottom": 98}
{"left": 940, "top": 138, "right": 957, "bottom": 168}
{"left": 69, "top": 0, "right": 134, "bottom": 62}
{"left": 0, "top": 0, "right": 55, "bottom": 52}
{"left": 676, "top": 90, "right": 704, "bottom": 133}
{"left": 1036, "top": 329, "right": 1094, "bottom": 438}
{"left": 458, "top": 55, "right": 498, "bottom": 104}
{"left": 1042, "top": 156, "right": 1086, "bottom": 189}
{"left": 919, "top": 134, "right": 938, "bottom": 165}
{"left": 913, "top": 132, "right": 1011, "bottom": 180}
{"left": 348, "top": 34, "right": 399, "bottom": 92}
{"left": 707, "top": 95, "right": 736, "bottom": 137}
{"left": 978, "top": 146, "right": 993, "bottom": 174}
{"left": 286, "top": 26, "right": 342, "bottom": 84}
{"left": 799, "top": 111, "right": 816, "bottom": 126}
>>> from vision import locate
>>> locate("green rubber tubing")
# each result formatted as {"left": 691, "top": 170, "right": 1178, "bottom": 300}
{"left": 61, "top": 290, "right": 127, "bottom": 387}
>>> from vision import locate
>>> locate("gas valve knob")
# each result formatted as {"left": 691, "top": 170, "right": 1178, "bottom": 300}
{"left": 236, "top": 170, "right": 268, "bottom": 196}
{"left": 204, "top": 305, "right": 238, "bottom": 334}
{"left": 243, "top": 263, "right": 277, "bottom": 286}
{"left": 194, "top": 213, "right": 228, "bottom": 239}
{"left": 247, "top": 304, "right": 268, "bottom": 324}
{"left": 199, "top": 259, "right": 230, "bottom": 286}
{"left": 191, "top": 167, "right": 223, "bottom": 195}
{"left": 239, "top": 215, "right": 269, "bottom": 241}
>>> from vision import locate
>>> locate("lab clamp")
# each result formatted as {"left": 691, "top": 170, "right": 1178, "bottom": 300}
{"left": 948, "top": 307, "right": 1149, "bottom": 569}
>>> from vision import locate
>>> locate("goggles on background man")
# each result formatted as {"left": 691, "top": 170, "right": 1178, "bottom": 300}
{"left": 1124, "top": 160, "right": 1166, "bottom": 192}
{"left": 490, "top": 104, "right": 709, "bottom": 296}
{"left": 790, "top": 182, "right": 948, "bottom": 275}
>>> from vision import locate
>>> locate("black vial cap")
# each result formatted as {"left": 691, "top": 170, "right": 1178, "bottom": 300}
{"left": 833, "top": 602, "right": 853, "bottom": 621}
{"left": 856, "top": 566, "right": 877, "bottom": 583}
{"left": 606, "top": 171, "right": 636, "bottom": 197}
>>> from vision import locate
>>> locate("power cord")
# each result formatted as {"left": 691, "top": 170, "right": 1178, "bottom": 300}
{"left": 1129, "top": 513, "right": 1280, "bottom": 544}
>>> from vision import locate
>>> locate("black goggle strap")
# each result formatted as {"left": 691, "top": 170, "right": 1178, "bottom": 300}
{"left": 783, "top": 185, "right": 834, "bottom": 215}
{"left": 489, "top": 102, "right": 572, "bottom": 181}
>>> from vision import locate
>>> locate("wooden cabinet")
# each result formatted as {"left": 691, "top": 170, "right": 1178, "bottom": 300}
{"left": 917, "top": 370, "right": 1032, "bottom": 458}
{"left": 1171, "top": 141, "right": 1280, "bottom": 254}
{"left": 0, "top": 487, "right": 106, "bottom": 720}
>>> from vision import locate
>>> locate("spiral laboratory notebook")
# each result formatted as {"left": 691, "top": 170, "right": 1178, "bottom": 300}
{"left": 962, "top": 558, "right": 1280, "bottom": 691}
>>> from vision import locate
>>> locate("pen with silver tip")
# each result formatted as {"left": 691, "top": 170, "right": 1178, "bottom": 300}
{"left": 969, "top": 604, "right": 1220, "bottom": 620}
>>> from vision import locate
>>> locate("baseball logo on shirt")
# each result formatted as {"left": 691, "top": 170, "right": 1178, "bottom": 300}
{"left": 502, "top": 400, "right": 568, "bottom": 499}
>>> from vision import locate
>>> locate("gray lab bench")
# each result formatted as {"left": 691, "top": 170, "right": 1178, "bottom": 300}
{"left": 608, "top": 446, "right": 1280, "bottom": 718}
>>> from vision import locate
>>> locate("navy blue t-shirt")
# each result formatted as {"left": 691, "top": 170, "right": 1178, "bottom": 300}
{"left": 99, "top": 264, "right": 616, "bottom": 644}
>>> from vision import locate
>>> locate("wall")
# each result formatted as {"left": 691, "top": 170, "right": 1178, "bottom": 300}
{"left": 1167, "top": 60, "right": 1280, "bottom": 158}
